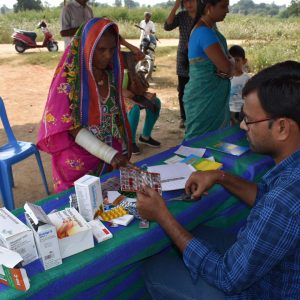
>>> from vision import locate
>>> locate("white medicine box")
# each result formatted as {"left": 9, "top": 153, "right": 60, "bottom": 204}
{"left": 47, "top": 208, "right": 94, "bottom": 259}
{"left": 74, "top": 175, "right": 103, "bottom": 221}
{"left": 24, "top": 202, "right": 62, "bottom": 271}
{"left": 0, "top": 207, "right": 38, "bottom": 266}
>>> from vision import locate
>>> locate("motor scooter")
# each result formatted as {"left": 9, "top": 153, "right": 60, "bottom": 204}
{"left": 12, "top": 21, "right": 58, "bottom": 53}
{"left": 135, "top": 25, "right": 158, "bottom": 80}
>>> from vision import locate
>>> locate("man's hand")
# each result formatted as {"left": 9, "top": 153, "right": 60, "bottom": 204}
{"left": 136, "top": 186, "right": 168, "bottom": 222}
{"left": 185, "top": 170, "right": 220, "bottom": 199}
{"left": 137, "top": 185, "right": 194, "bottom": 253}
{"left": 111, "top": 153, "right": 129, "bottom": 170}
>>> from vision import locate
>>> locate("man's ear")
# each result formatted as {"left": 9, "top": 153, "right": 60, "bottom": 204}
{"left": 276, "top": 118, "right": 290, "bottom": 141}
{"left": 243, "top": 58, "right": 248, "bottom": 65}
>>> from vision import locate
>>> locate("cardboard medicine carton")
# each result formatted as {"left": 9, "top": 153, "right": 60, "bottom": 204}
{"left": 47, "top": 208, "right": 94, "bottom": 259}
{"left": 0, "top": 208, "right": 38, "bottom": 266}
{"left": 74, "top": 175, "right": 103, "bottom": 222}
{"left": 24, "top": 202, "right": 62, "bottom": 271}
{"left": 0, "top": 246, "right": 30, "bottom": 291}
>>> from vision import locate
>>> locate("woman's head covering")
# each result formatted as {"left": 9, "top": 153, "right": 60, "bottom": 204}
{"left": 68, "top": 17, "right": 122, "bottom": 127}
{"left": 38, "top": 17, "right": 131, "bottom": 155}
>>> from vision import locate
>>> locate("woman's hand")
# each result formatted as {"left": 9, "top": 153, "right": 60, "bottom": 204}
{"left": 205, "top": 44, "right": 235, "bottom": 77}
{"left": 132, "top": 95, "right": 158, "bottom": 113}
{"left": 119, "top": 36, "right": 145, "bottom": 61}
{"left": 131, "top": 46, "right": 145, "bottom": 61}
{"left": 111, "top": 153, "right": 128, "bottom": 169}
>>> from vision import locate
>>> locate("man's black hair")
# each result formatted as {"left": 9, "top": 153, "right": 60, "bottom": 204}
{"left": 229, "top": 45, "right": 246, "bottom": 59}
{"left": 242, "top": 60, "right": 300, "bottom": 128}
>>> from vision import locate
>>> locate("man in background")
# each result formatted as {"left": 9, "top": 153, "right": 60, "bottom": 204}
{"left": 139, "top": 12, "right": 156, "bottom": 45}
{"left": 60, "top": 0, "right": 93, "bottom": 49}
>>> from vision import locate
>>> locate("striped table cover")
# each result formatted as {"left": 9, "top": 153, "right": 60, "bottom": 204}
{"left": 0, "top": 126, "right": 274, "bottom": 299}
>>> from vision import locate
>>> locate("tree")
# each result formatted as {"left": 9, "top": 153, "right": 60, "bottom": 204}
{"left": 115, "top": 0, "right": 122, "bottom": 7}
{"left": 230, "top": 0, "right": 282, "bottom": 16}
{"left": 124, "top": 0, "right": 140, "bottom": 8}
{"left": 280, "top": 0, "right": 300, "bottom": 17}
{"left": 154, "top": 0, "right": 175, "bottom": 8}
{"left": 13, "top": 0, "right": 43, "bottom": 12}
{"left": 89, "top": 0, "right": 100, "bottom": 7}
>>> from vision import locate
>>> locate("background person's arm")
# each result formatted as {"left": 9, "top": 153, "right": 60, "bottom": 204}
{"left": 60, "top": 27, "right": 79, "bottom": 37}
{"left": 151, "top": 22, "right": 156, "bottom": 34}
{"left": 165, "top": 0, "right": 181, "bottom": 29}
{"left": 120, "top": 36, "right": 144, "bottom": 61}
{"left": 205, "top": 43, "right": 234, "bottom": 76}
{"left": 60, "top": 7, "right": 76, "bottom": 38}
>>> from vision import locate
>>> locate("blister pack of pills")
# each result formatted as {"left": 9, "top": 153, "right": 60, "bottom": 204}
{"left": 120, "top": 167, "right": 162, "bottom": 195}
{"left": 97, "top": 206, "right": 128, "bottom": 222}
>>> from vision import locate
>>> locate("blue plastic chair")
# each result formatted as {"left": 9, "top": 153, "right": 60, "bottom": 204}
{"left": 0, "top": 97, "right": 50, "bottom": 210}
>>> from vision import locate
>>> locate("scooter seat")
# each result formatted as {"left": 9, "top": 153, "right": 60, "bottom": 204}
{"left": 15, "top": 29, "right": 37, "bottom": 41}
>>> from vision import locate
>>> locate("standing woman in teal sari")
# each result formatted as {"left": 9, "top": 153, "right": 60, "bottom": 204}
{"left": 183, "top": 0, "right": 234, "bottom": 140}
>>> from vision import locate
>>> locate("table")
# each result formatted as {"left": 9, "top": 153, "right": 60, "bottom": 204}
{"left": 0, "top": 126, "right": 274, "bottom": 299}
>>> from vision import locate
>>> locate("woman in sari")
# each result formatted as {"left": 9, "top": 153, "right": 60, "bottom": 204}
{"left": 37, "top": 18, "right": 132, "bottom": 192}
{"left": 183, "top": 0, "right": 234, "bottom": 140}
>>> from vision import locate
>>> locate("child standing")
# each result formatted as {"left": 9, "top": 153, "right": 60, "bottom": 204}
{"left": 229, "top": 45, "right": 250, "bottom": 124}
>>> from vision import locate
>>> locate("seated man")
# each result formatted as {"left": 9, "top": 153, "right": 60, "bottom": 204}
{"left": 137, "top": 61, "right": 300, "bottom": 298}
{"left": 122, "top": 56, "right": 161, "bottom": 155}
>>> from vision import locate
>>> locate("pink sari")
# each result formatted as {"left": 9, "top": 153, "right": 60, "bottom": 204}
{"left": 37, "top": 18, "right": 132, "bottom": 192}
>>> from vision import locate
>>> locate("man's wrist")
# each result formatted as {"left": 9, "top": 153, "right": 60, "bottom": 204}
{"left": 156, "top": 204, "right": 171, "bottom": 225}
{"left": 215, "top": 170, "right": 226, "bottom": 184}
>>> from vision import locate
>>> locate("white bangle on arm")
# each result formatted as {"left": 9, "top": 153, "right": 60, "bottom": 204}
{"left": 75, "top": 128, "right": 118, "bottom": 164}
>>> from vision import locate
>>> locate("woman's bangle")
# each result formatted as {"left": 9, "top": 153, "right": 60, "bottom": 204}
{"left": 216, "top": 71, "right": 232, "bottom": 79}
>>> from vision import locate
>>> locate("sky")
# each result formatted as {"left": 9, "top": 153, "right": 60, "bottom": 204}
{"left": 0, "top": 0, "right": 292, "bottom": 9}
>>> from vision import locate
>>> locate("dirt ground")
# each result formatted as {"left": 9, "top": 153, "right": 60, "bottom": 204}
{"left": 0, "top": 40, "right": 184, "bottom": 209}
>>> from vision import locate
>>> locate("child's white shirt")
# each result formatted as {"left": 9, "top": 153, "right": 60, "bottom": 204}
{"left": 230, "top": 72, "right": 250, "bottom": 113}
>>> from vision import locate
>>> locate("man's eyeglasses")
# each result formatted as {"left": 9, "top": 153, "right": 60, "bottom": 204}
{"left": 239, "top": 109, "right": 273, "bottom": 128}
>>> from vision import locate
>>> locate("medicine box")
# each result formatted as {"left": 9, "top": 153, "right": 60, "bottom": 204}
{"left": 24, "top": 202, "right": 62, "bottom": 271}
{"left": 74, "top": 175, "right": 103, "bottom": 222}
{"left": 0, "top": 246, "right": 30, "bottom": 291}
{"left": 47, "top": 208, "right": 94, "bottom": 259}
{"left": 0, "top": 208, "right": 38, "bottom": 266}
{"left": 88, "top": 219, "right": 113, "bottom": 243}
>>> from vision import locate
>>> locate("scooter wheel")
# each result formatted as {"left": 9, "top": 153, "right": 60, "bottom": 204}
{"left": 47, "top": 42, "right": 58, "bottom": 52}
{"left": 15, "top": 42, "right": 26, "bottom": 53}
